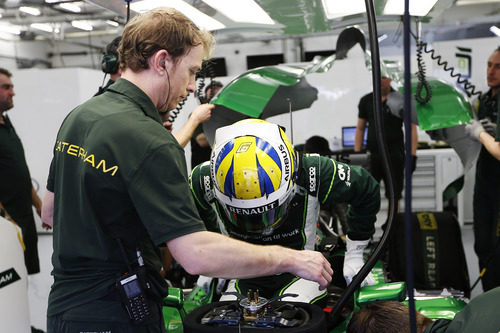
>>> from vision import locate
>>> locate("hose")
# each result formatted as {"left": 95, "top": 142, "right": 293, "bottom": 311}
{"left": 328, "top": 0, "right": 398, "bottom": 326}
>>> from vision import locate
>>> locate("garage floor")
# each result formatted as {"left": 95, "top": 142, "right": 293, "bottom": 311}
{"left": 27, "top": 224, "right": 483, "bottom": 331}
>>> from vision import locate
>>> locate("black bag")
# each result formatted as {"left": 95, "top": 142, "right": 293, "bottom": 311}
{"left": 386, "top": 211, "right": 470, "bottom": 297}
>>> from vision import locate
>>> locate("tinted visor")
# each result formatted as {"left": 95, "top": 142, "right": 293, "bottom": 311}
{"left": 224, "top": 197, "right": 292, "bottom": 235}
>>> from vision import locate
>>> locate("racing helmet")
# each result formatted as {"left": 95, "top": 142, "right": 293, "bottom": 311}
{"left": 211, "top": 119, "right": 297, "bottom": 235}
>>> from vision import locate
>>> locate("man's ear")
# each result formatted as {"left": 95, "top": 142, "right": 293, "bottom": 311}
{"left": 151, "top": 49, "right": 171, "bottom": 73}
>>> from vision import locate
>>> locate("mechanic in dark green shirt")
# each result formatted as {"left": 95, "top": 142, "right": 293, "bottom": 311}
{"left": 190, "top": 119, "right": 380, "bottom": 304}
{"left": 41, "top": 8, "right": 333, "bottom": 332}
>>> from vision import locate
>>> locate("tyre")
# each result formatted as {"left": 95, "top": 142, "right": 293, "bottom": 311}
{"left": 183, "top": 301, "right": 327, "bottom": 333}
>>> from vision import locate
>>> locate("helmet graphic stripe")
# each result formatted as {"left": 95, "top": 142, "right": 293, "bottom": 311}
{"left": 215, "top": 140, "right": 235, "bottom": 195}
{"left": 255, "top": 156, "right": 275, "bottom": 198}
{"left": 233, "top": 137, "right": 260, "bottom": 199}
{"left": 255, "top": 137, "right": 281, "bottom": 169}
{"left": 215, "top": 139, "right": 234, "bottom": 170}
{"left": 255, "top": 147, "right": 281, "bottom": 192}
{"left": 223, "top": 161, "right": 235, "bottom": 197}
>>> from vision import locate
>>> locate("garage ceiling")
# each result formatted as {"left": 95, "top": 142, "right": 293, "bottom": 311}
{"left": 0, "top": 0, "right": 500, "bottom": 43}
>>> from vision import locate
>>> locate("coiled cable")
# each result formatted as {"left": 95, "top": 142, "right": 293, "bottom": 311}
{"left": 168, "top": 94, "right": 188, "bottom": 123}
{"left": 415, "top": 41, "right": 432, "bottom": 104}
{"left": 196, "top": 60, "right": 216, "bottom": 104}
{"left": 412, "top": 33, "right": 482, "bottom": 103}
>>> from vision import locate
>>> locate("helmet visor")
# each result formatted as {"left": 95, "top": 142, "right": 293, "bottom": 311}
{"left": 223, "top": 195, "right": 292, "bottom": 235}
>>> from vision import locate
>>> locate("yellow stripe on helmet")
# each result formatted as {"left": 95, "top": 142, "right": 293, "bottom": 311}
{"left": 233, "top": 137, "right": 261, "bottom": 199}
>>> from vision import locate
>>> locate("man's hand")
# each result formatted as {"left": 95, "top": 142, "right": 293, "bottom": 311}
{"left": 343, "top": 236, "right": 376, "bottom": 287}
{"left": 480, "top": 118, "right": 497, "bottom": 137}
{"left": 191, "top": 103, "right": 214, "bottom": 125}
{"left": 163, "top": 120, "right": 173, "bottom": 132}
{"left": 465, "top": 119, "right": 485, "bottom": 140}
{"left": 290, "top": 249, "right": 333, "bottom": 290}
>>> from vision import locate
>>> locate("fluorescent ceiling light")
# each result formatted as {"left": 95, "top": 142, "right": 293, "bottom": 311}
{"left": 0, "top": 23, "right": 21, "bottom": 35}
{"left": 378, "top": 34, "right": 388, "bottom": 42}
{"left": 31, "top": 23, "right": 54, "bottom": 33}
{"left": 106, "top": 20, "right": 119, "bottom": 27}
{"left": 58, "top": 3, "right": 82, "bottom": 13}
{"left": 71, "top": 20, "right": 93, "bottom": 31}
{"left": 130, "top": 0, "right": 225, "bottom": 31}
{"left": 490, "top": 25, "right": 500, "bottom": 37}
{"left": 201, "top": 0, "right": 274, "bottom": 24}
{"left": 322, "top": 0, "right": 365, "bottom": 20}
{"left": 383, "top": 0, "right": 439, "bottom": 17}
{"left": 20, "top": 6, "right": 41, "bottom": 16}
{"left": 45, "top": 0, "right": 60, "bottom": 3}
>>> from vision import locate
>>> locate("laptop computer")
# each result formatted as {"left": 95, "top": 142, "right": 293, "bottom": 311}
{"left": 341, "top": 126, "right": 367, "bottom": 150}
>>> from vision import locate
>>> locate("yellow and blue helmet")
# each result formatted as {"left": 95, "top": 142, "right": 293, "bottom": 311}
{"left": 210, "top": 119, "right": 297, "bottom": 235}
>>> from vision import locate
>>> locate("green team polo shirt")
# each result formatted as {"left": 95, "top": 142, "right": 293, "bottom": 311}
{"left": 46, "top": 78, "right": 206, "bottom": 316}
{"left": 0, "top": 115, "right": 32, "bottom": 201}
{"left": 424, "top": 287, "right": 500, "bottom": 333}
{"left": 190, "top": 153, "right": 380, "bottom": 247}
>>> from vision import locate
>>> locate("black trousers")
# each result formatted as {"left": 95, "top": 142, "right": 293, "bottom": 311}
{"left": 473, "top": 149, "right": 500, "bottom": 291}
{"left": 368, "top": 148, "right": 404, "bottom": 201}
{"left": 2, "top": 191, "right": 40, "bottom": 274}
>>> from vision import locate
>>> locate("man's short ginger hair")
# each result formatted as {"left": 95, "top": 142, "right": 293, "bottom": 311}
{"left": 118, "top": 7, "right": 215, "bottom": 72}
{"left": 347, "top": 301, "right": 432, "bottom": 333}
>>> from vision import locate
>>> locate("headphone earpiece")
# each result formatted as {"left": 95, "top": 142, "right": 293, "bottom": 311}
{"left": 101, "top": 54, "right": 119, "bottom": 74}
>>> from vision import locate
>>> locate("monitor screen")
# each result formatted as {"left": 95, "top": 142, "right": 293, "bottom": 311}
{"left": 342, "top": 126, "right": 367, "bottom": 148}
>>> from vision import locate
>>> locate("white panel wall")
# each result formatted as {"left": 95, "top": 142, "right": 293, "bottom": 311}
{"left": 267, "top": 45, "right": 372, "bottom": 146}
{"left": 7, "top": 68, "right": 104, "bottom": 232}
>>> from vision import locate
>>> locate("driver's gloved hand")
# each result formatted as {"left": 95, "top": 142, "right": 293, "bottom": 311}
{"left": 196, "top": 275, "right": 214, "bottom": 294}
{"left": 343, "top": 236, "right": 376, "bottom": 287}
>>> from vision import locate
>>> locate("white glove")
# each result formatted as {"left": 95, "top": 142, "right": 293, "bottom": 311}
{"left": 343, "top": 236, "right": 376, "bottom": 287}
{"left": 465, "top": 119, "right": 485, "bottom": 140}
{"left": 196, "top": 275, "right": 214, "bottom": 294}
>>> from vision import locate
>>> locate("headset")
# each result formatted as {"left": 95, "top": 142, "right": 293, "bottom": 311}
{"left": 101, "top": 53, "right": 119, "bottom": 74}
{"left": 101, "top": 36, "right": 121, "bottom": 75}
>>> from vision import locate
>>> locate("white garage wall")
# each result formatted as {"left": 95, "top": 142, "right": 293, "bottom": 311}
{"left": 7, "top": 68, "right": 104, "bottom": 232}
